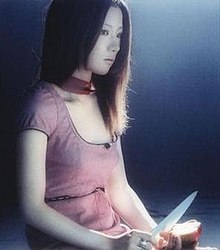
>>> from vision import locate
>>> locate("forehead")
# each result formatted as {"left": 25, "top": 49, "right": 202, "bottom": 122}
{"left": 103, "top": 7, "right": 123, "bottom": 28}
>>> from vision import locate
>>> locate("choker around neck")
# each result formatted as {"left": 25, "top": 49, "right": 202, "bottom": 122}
{"left": 60, "top": 76, "right": 96, "bottom": 95}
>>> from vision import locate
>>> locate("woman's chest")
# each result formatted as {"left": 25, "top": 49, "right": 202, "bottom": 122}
{"left": 46, "top": 124, "right": 119, "bottom": 181}
{"left": 65, "top": 98, "right": 112, "bottom": 144}
{"left": 46, "top": 94, "right": 118, "bottom": 160}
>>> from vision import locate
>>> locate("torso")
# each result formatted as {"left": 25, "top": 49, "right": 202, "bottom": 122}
{"left": 19, "top": 81, "right": 129, "bottom": 235}
{"left": 51, "top": 83, "right": 112, "bottom": 144}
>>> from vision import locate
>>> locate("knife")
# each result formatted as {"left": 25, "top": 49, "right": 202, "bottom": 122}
{"left": 151, "top": 191, "right": 198, "bottom": 239}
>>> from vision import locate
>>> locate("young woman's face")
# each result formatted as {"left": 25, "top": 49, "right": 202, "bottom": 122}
{"left": 86, "top": 7, "right": 123, "bottom": 75}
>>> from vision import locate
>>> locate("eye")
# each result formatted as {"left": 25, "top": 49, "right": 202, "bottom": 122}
{"left": 117, "top": 32, "right": 122, "bottom": 39}
{"left": 100, "top": 29, "right": 109, "bottom": 36}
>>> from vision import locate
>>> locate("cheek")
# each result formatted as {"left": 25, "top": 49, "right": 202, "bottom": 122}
{"left": 86, "top": 54, "right": 111, "bottom": 75}
{"left": 90, "top": 36, "right": 106, "bottom": 56}
{"left": 87, "top": 43, "right": 104, "bottom": 68}
{"left": 87, "top": 51, "right": 100, "bottom": 69}
{"left": 89, "top": 49, "right": 100, "bottom": 61}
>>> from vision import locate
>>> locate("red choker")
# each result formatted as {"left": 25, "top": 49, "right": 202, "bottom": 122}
{"left": 60, "top": 76, "right": 95, "bottom": 95}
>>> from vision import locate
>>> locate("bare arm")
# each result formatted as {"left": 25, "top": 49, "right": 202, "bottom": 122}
{"left": 17, "top": 130, "right": 184, "bottom": 250}
{"left": 105, "top": 138, "right": 201, "bottom": 249}
{"left": 17, "top": 130, "right": 114, "bottom": 250}
{"left": 106, "top": 138, "right": 157, "bottom": 232}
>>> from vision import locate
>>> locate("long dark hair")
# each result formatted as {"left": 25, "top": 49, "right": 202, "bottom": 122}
{"left": 40, "top": 0, "right": 132, "bottom": 136}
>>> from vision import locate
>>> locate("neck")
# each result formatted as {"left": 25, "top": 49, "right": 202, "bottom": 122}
{"left": 60, "top": 75, "right": 95, "bottom": 95}
{"left": 72, "top": 69, "right": 92, "bottom": 83}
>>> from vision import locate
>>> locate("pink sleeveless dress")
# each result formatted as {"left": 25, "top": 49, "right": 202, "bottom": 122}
{"left": 17, "top": 82, "right": 130, "bottom": 249}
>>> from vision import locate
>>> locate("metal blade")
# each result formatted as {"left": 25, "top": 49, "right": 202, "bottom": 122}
{"left": 151, "top": 191, "right": 198, "bottom": 238}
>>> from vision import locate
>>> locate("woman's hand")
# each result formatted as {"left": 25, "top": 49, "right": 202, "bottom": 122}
{"left": 157, "top": 231, "right": 182, "bottom": 250}
{"left": 108, "top": 225, "right": 196, "bottom": 250}
{"left": 110, "top": 230, "right": 181, "bottom": 250}
{"left": 107, "top": 219, "right": 202, "bottom": 250}
{"left": 155, "top": 220, "right": 202, "bottom": 250}
{"left": 170, "top": 220, "right": 202, "bottom": 249}
{"left": 110, "top": 229, "right": 154, "bottom": 250}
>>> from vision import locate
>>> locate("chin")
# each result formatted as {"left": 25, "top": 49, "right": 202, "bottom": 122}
{"left": 94, "top": 68, "right": 111, "bottom": 76}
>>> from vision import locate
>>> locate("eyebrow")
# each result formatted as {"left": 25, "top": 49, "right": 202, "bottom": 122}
{"left": 103, "top": 23, "right": 123, "bottom": 30}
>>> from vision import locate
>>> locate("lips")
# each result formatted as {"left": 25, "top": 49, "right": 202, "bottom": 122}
{"left": 104, "top": 58, "right": 115, "bottom": 65}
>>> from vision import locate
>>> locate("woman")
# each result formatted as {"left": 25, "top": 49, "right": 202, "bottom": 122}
{"left": 17, "top": 0, "right": 201, "bottom": 249}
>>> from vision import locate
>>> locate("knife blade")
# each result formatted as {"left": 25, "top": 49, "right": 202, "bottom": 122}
{"left": 151, "top": 191, "right": 198, "bottom": 239}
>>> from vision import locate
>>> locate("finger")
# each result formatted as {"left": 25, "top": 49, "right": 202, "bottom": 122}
{"left": 167, "top": 233, "right": 174, "bottom": 249}
{"left": 167, "top": 233, "right": 182, "bottom": 250}
{"left": 160, "top": 232, "right": 177, "bottom": 250}
{"left": 159, "top": 231, "right": 169, "bottom": 241}
{"left": 156, "top": 237, "right": 168, "bottom": 249}
{"left": 159, "top": 232, "right": 171, "bottom": 248}
{"left": 129, "top": 231, "right": 154, "bottom": 250}
{"left": 173, "top": 234, "right": 182, "bottom": 250}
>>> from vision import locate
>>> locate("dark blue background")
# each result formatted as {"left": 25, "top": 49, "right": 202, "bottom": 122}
{"left": 124, "top": 0, "right": 220, "bottom": 197}
{"left": 1, "top": 0, "right": 220, "bottom": 205}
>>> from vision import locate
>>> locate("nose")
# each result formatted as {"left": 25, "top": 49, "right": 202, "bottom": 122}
{"left": 108, "top": 37, "right": 120, "bottom": 53}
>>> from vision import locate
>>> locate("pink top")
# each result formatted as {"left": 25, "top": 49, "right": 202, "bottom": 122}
{"left": 17, "top": 82, "right": 130, "bottom": 236}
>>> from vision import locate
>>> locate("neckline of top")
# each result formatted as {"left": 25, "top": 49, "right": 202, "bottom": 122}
{"left": 44, "top": 82, "right": 118, "bottom": 146}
